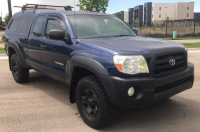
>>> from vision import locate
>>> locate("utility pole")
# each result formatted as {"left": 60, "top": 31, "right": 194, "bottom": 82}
{"left": 0, "top": 12, "right": 2, "bottom": 27}
{"left": 7, "top": 0, "right": 12, "bottom": 19}
{"left": 194, "top": 20, "right": 195, "bottom": 37}
{"left": 166, "top": 22, "right": 167, "bottom": 37}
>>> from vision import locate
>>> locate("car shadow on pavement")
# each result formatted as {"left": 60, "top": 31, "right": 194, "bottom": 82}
{"left": 101, "top": 96, "right": 200, "bottom": 131}
{"left": 24, "top": 70, "right": 77, "bottom": 111}
{"left": 25, "top": 70, "right": 200, "bottom": 131}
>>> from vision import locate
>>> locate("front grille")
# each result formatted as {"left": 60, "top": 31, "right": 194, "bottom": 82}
{"left": 154, "top": 52, "right": 187, "bottom": 76}
{"left": 154, "top": 76, "right": 192, "bottom": 94}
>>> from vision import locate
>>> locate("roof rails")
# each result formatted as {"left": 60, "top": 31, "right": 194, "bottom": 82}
{"left": 14, "top": 4, "right": 73, "bottom": 11}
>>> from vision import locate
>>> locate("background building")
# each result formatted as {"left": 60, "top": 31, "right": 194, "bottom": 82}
{"left": 113, "top": 11, "right": 124, "bottom": 20}
{"left": 128, "top": 8, "right": 134, "bottom": 25}
{"left": 114, "top": 2, "right": 197, "bottom": 27}
{"left": 124, "top": 12, "right": 129, "bottom": 23}
{"left": 194, "top": 12, "right": 200, "bottom": 19}
{"left": 133, "top": 5, "right": 143, "bottom": 26}
{"left": 144, "top": 2, "right": 152, "bottom": 26}
{"left": 127, "top": 2, "right": 195, "bottom": 26}
{"left": 175, "top": 2, "right": 194, "bottom": 20}
{"left": 152, "top": 2, "right": 194, "bottom": 23}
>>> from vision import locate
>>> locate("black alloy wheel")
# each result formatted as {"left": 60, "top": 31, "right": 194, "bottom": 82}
{"left": 11, "top": 54, "right": 29, "bottom": 83}
{"left": 12, "top": 57, "right": 19, "bottom": 78}
{"left": 82, "top": 89, "right": 98, "bottom": 118}
{"left": 76, "top": 75, "right": 118, "bottom": 129}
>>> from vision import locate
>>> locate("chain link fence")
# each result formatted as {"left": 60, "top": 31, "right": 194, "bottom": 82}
{"left": 131, "top": 20, "right": 200, "bottom": 38}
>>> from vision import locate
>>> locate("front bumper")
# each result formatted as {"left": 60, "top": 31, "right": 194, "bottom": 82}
{"left": 108, "top": 62, "right": 194, "bottom": 107}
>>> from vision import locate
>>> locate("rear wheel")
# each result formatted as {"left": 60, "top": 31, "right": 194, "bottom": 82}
{"left": 76, "top": 75, "right": 118, "bottom": 129}
{"left": 11, "top": 54, "right": 29, "bottom": 83}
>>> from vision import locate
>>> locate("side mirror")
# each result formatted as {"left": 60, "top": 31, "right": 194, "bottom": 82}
{"left": 133, "top": 28, "right": 138, "bottom": 34}
{"left": 49, "top": 29, "right": 65, "bottom": 41}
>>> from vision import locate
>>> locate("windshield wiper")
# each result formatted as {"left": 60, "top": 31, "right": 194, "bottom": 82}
{"left": 111, "top": 35, "right": 133, "bottom": 37}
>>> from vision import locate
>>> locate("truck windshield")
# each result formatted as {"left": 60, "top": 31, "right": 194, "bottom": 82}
{"left": 68, "top": 15, "right": 137, "bottom": 39}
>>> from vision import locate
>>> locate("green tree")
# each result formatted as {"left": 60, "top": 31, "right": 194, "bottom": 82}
{"left": 135, "top": 18, "right": 139, "bottom": 24}
{"left": 0, "top": 20, "right": 2, "bottom": 26}
{"left": 3, "top": 13, "right": 10, "bottom": 26}
{"left": 77, "top": 0, "right": 109, "bottom": 13}
{"left": 165, "top": 16, "right": 170, "bottom": 23}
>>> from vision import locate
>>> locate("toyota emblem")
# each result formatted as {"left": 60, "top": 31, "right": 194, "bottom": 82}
{"left": 169, "top": 58, "right": 176, "bottom": 66}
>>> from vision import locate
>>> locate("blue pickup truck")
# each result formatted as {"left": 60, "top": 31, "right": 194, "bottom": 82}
{"left": 4, "top": 5, "right": 194, "bottom": 129}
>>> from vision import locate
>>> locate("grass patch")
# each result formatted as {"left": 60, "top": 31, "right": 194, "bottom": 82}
{"left": 160, "top": 37, "right": 200, "bottom": 40}
{"left": 0, "top": 48, "right": 5, "bottom": 54}
{"left": 181, "top": 43, "right": 200, "bottom": 48}
{"left": 0, "top": 41, "right": 3, "bottom": 44}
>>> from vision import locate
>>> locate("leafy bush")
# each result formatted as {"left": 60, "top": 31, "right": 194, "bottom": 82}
{"left": 3, "top": 13, "right": 10, "bottom": 26}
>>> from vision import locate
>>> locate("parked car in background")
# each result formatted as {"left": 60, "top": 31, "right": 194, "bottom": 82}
{"left": 0, "top": 27, "right": 6, "bottom": 31}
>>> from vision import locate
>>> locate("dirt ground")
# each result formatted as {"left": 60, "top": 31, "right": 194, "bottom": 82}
{"left": 0, "top": 52, "right": 200, "bottom": 132}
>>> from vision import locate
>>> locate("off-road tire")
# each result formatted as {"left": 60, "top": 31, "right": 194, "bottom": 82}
{"left": 11, "top": 53, "right": 29, "bottom": 83}
{"left": 76, "top": 75, "right": 118, "bottom": 129}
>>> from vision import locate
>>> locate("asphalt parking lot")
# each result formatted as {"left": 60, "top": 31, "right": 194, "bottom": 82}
{"left": 0, "top": 51, "right": 200, "bottom": 132}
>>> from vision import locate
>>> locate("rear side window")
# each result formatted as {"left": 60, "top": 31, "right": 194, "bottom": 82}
{"left": 33, "top": 16, "right": 46, "bottom": 37}
{"left": 9, "top": 19, "right": 20, "bottom": 31}
{"left": 17, "top": 18, "right": 32, "bottom": 33}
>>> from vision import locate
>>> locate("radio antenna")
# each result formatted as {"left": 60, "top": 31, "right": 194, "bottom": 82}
{"left": 74, "top": 0, "right": 78, "bottom": 44}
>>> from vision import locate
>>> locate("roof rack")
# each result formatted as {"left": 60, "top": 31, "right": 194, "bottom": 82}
{"left": 14, "top": 4, "right": 73, "bottom": 11}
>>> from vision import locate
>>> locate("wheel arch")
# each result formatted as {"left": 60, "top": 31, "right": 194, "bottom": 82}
{"left": 67, "top": 56, "right": 121, "bottom": 106}
{"left": 7, "top": 40, "right": 29, "bottom": 70}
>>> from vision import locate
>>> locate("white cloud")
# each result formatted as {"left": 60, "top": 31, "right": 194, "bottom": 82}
{"left": 0, "top": 0, "right": 79, "bottom": 19}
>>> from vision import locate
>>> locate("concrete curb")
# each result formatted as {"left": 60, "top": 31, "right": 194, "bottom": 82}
{"left": 188, "top": 48, "right": 200, "bottom": 51}
{"left": 0, "top": 54, "right": 6, "bottom": 56}
{"left": 0, "top": 54, "right": 8, "bottom": 59}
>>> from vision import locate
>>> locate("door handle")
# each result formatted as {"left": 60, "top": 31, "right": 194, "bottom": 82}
{"left": 40, "top": 44, "right": 46, "bottom": 48}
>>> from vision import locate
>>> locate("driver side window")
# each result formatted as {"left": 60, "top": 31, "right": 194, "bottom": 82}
{"left": 45, "top": 18, "right": 63, "bottom": 39}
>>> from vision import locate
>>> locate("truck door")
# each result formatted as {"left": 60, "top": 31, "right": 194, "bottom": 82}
{"left": 40, "top": 16, "right": 69, "bottom": 82}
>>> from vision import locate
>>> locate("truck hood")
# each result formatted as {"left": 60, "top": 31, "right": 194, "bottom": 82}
{"left": 79, "top": 36, "right": 185, "bottom": 55}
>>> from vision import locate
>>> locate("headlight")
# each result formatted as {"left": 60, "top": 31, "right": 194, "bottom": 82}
{"left": 113, "top": 55, "right": 149, "bottom": 74}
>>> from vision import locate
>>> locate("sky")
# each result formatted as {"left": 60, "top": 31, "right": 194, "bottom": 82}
{"left": 0, "top": 0, "right": 200, "bottom": 19}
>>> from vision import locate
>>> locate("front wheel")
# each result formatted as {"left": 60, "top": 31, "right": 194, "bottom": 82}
{"left": 76, "top": 75, "right": 118, "bottom": 129}
{"left": 11, "top": 53, "right": 29, "bottom": 83}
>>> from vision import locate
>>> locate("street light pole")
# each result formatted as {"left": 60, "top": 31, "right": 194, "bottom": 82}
{"left": 7, "top": 0, "right": 12, "bottom": 19}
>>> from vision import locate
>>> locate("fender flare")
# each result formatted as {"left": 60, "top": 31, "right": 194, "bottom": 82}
{"left": 67, "top": 56, "right": 121, "bottom": 106}
{"left": 7, "top": 40, "right": 29, "bottom": 69}
{"left": 67, "top": 56, "right": 109, "bottom": 82}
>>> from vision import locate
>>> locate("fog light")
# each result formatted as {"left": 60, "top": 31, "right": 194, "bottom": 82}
{"left": 128, "top": 87, "right": 135, "bottom": 96}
